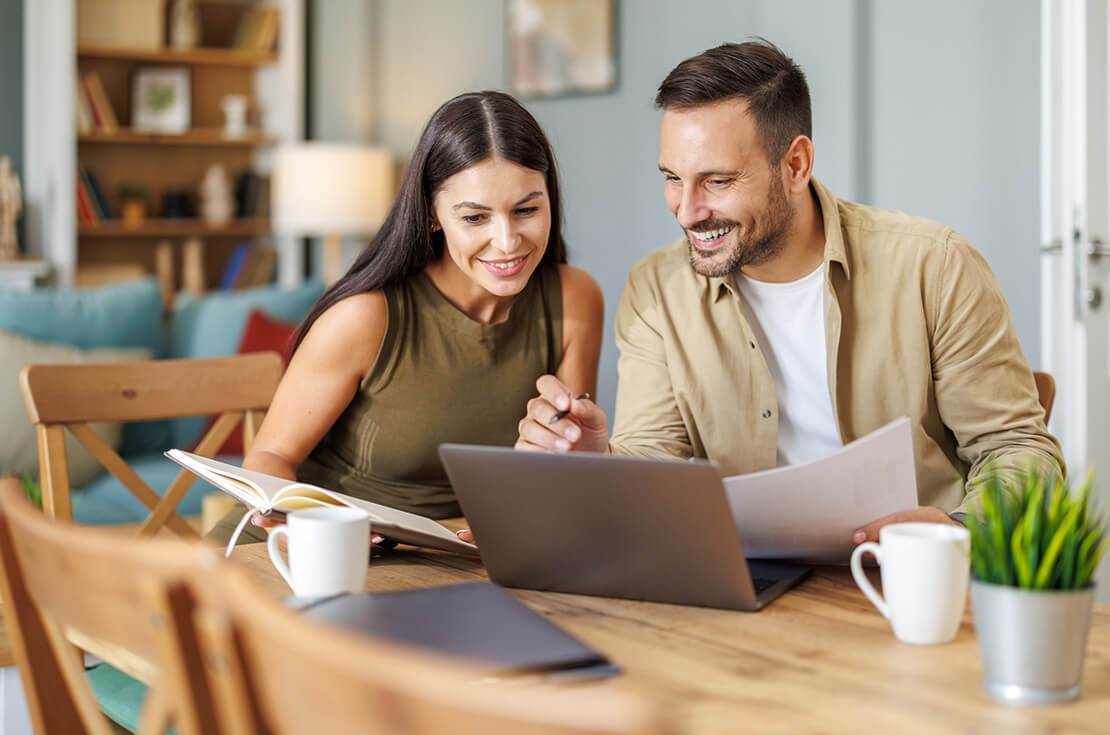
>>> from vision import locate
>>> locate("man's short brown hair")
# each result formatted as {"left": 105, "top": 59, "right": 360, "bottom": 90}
{"left": 655, "top": 40, "right": 812, "bottom": 165}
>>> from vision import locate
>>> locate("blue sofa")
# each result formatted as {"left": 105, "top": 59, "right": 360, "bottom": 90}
{"left": 0, "top": 278, "right": 324, "bottom": 525}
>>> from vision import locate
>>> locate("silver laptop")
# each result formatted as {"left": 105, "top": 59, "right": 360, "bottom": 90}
{"left": 438, "top": 445, "right": 811, "bottom": 611}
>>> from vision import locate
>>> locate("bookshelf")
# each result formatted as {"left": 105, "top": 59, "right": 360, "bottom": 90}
{"left": 24, "top": 0, "right": 305, "bottom": 291}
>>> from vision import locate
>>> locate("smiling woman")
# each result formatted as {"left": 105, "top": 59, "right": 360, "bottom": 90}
{"left": 206, "top": 92, "right": 604, "bottom": 544}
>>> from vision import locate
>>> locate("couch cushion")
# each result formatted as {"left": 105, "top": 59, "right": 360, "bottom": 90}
{"left": 0, "top": 277, "right": 176, "bottom": 457}
{"left": 0, "top": 278, "right": 165, "bottom": 355}
{"left": 0, "top": 329, "right": 151, "bottom": 488}
{"left": 86, "top": 663, "right": 146, "bottom": 732}
{"left": 169, "top": 282, "right": 323, "bottom": 448}
{"left": 73, "top": 452, "right": 237, "bottom": 526}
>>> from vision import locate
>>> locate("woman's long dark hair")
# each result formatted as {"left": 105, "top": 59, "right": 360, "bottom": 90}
{"left": 291, "top": 91, "right": 568, "bottom": 351}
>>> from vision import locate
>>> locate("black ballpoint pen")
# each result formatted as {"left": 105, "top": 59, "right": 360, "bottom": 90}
{"left": 549, "top": 393, "right": 590, "bottom": 424}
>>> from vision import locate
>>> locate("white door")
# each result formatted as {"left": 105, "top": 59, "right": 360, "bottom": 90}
{"left": 1041, "top": 0, "right": 1110, "bottom": 597}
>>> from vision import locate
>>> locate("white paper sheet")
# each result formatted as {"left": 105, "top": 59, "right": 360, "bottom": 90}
{"left": 724, "top": 417, "right": 919, "bottom": 563}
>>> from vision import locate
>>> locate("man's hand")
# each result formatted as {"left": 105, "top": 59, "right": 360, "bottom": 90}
{"left": 853, "top": 507, "right": 962, "bottom": 545}
{"left": 515, "top": 375, "right": 610, "bottom": 453}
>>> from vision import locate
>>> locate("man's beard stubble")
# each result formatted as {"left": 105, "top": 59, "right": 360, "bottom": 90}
{"left": 686, "top": 173, "right": 794, "bottom": 278}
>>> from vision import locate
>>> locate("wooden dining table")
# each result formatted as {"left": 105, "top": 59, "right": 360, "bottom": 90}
{"left": 227, "top": 519, "right": 1110, "bottom": 735}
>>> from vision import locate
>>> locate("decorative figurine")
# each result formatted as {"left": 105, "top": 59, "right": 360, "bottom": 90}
{"left": 220, "top": 94, "right": 249, "bottom": 139}
{"left": 0, "top": 156, "right": 22, "bottom": 261}
{"left": 200, "top": 164, "right": 234, "bottom": 225}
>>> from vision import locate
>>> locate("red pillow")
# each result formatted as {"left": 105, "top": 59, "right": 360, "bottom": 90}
{"left": 197, "top": 309, "right": 297, "bottom": 455}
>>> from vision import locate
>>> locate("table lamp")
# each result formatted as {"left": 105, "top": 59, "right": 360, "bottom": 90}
{"left": 272, "top": 142, "right": 394, "bottom": 283}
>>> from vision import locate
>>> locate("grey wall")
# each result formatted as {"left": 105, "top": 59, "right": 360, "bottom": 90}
{"left": 315, "top": 0, "right": 1043, "bottom": 417}
{"left": 0, "top": 0, "right": 22, "bottom": 175}
{"left": 867, "top": 0, "right": 1042, "bottom": 366}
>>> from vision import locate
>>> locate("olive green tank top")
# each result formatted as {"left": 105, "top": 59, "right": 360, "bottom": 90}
{"left": 298, "top": 266, "right": 563, "bottom": 519}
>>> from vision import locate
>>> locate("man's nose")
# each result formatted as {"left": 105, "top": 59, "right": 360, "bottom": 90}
{"left": 677, "top": 186, "right": 711, "bottom": 229}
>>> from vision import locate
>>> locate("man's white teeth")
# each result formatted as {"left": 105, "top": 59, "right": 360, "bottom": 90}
{"left": 487, "top": 257, "right": 524, "bottom": 270}
{"left": 691, "top": 226, "right": 734, "bottom": 242}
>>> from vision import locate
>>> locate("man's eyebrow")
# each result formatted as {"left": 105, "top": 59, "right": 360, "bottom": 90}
{"left": 656, "top": 166, "right": 741, "bottom": 178}
{"left": 452, "top": 191, "right": 544, "bottom": 211}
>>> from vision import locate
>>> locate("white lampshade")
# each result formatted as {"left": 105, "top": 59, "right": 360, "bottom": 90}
{"left": 272, "top": 143, "right": 393, "bottom": 236}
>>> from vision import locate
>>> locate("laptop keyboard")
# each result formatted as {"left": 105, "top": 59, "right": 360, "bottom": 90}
{"left": 752, "top": 578, "right": 777, "bottom": 595}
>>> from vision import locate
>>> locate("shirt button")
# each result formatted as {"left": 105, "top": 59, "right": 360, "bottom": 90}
{"left": 749, "top": 341, "right": 756, "bottom": 349}
{"left": 762, "top": 409, "right": 772, "bottom": 419}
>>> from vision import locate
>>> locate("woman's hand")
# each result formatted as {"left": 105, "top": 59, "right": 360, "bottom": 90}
{"left": 457, "top": 528, "right": 475, "bottom": 544}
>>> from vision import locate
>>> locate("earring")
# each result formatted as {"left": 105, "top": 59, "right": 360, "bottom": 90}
{"left": 430, "top": 222, "right": 440, "bottom": 232}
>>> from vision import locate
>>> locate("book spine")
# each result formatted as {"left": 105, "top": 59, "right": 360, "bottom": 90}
{"left": 85, "top": 73, "right": 118, "bottom": 133}
{"left": 220, "top": 242, "right": 253, "bottom": 290}
{"left": 75, "top": 174, "right": 98, "bottom": 227}
{"left": 84, "top": 169, "right": 114, "bottom": 220}
{"left": 81, "top": 76, "right": 103, "bottom": 130}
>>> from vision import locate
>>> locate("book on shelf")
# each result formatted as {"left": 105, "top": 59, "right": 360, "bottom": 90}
{"left": 75, "top": 79, "right": 93, "bottom": 134}
{"left": 81, "top": 72, "right": 118, "bottom": 133}
{"left": 220, "top": 241, "right": 253, "bottom": 290}
{"left": 237, "top": 246, "right": 276, "bottom": 288}
{"left": 232, "top": 7, "right": 280, "bottom": 53}
{"left": 164, "top": 450, "right": 480, "bottom": 558}
{"left": 79, "top": 167, "right": 113, "bottom": 220}
{"left": 234, "top": 171, "right": 271, "bottom": 218}
{"left": 75, "top": 173, "right": 99, "bottom": 227}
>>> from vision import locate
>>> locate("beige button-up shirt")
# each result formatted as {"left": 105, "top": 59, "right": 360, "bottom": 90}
{"left": 610, "top": 179, "right": 1063, "bottom": 514}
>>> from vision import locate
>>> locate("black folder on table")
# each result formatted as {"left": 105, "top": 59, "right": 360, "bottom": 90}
{"left": 299, "top": 582, "right": 618, "bottom": 679}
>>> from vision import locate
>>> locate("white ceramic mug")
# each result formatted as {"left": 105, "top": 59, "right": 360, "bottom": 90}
{"left": 267, "top": 506, "right": 370, "bottom": 598}
{"left": 850, "top": 522, "right": 971, "bottom": 645}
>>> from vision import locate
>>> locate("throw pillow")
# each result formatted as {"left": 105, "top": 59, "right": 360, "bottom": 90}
{"left": 197, "top": 309, "right": 296, "bottom": 455}
{"left": 0, "top": 328, "right": 152, "bottom": 488}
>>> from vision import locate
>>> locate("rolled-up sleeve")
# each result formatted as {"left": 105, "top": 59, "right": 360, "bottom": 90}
{"left": 609, "top": 268, "right": 693, "bottom": 460}
{"left": 929, "top": 232, "right": 1065, "bottom": 513}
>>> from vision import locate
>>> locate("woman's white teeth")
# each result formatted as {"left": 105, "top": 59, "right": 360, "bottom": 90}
{"left": 691, "top": 226, "right": 734, "bottom": 241}
{"left": 487, "top": 257, "right": 524, "bottom": 270}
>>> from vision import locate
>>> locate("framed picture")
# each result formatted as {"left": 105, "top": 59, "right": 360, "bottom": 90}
{"left": 508, "top": 0, "right": 618, "bottom": 99}
{"left": 132, "top": 67, "right": 191, "bottom": 134}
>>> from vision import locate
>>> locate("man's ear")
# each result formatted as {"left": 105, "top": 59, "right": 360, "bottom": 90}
{"left": 782, "top": 135, "right": 815, "bottom": 193}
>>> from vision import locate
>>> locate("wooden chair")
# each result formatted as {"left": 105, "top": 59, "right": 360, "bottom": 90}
{"left": 19, "top": 353, "right": 283, "bottom": 538}
{"left": 0, "top": 479, "right": 222, "bottom": 735}
{"left": 195, "top": 564, "right": 671, "bottom": 735}
{"left": 1033, "top": 370, "right": 1056, "bottom": 424}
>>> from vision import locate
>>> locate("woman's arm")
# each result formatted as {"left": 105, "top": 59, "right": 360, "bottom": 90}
{"left": 554, "top": 264, "right": 604, "bottom": 399}
{"left": 244, "top": 291, "right": 387, "bottom": 480}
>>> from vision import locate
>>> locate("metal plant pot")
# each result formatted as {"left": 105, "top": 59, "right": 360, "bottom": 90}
{"left": 971, "top": 580, "right": 1095, "bottom": 705}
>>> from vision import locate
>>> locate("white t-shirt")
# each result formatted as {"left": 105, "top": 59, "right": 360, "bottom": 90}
{"left": 735, "top": 264, "right": 843, "bottom": 466}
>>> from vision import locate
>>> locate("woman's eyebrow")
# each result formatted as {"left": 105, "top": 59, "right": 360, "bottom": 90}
{"left": 452, "top": 191, "right": 544, "bottom": 211}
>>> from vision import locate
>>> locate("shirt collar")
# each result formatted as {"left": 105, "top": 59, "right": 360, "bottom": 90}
{"left": 706, "top": 177, "right": 851, "bottom": 303}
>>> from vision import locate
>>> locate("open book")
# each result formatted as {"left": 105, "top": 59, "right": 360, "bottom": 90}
{"left": 165, "top": 450, "right": 479, "bottom": 558}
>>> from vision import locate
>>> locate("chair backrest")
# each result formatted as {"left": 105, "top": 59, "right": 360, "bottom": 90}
{"left": 1033, "top": 370, "right": 1056, "bottom": 424}
{"left": 0, "top": 479, "right": 222, "bottom": 735}
{"left": 19, "top": 352, "right": 284, "bottom": 537}
{"left": 198, "top": 564, "right": 670, "bottom": 735}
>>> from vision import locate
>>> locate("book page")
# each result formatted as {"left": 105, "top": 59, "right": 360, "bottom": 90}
{"left": 723, "top": 417, "right": 919, "bottom": 563}
{"left": 164, "top": 450, "right": 271, "bottom": 507}
{"left": 165, "top": 449, "right": 477, "bottom": 555}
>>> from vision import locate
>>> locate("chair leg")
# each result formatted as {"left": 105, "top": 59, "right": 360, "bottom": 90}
{"left": 37, "top": 425, "right": 73, "bottom": 521}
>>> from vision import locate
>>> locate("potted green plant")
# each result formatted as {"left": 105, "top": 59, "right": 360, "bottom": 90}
{"left": 118, "top": 182, "right": 151, "bottom": 228}
{"left": 968, "top": 468, "right": 1108, "bottom": 705}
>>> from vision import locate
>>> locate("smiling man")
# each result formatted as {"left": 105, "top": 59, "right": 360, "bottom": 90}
{"left": 515, "top": 40, "right": 1063, "bottom": 541}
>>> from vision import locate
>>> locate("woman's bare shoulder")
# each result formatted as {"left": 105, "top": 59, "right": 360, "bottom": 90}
{"left": 556, "top": 264, "right": 604, "bottom": 320}
{"left": 298, "top": 290, "right": 388, "bottom": 370}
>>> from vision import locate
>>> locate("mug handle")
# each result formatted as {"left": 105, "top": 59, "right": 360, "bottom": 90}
{"left": 267, "top": 526, "right": 295, "bottom": 591}
{"left": 850, "top": 541, "right": 891, "bottom": 620}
